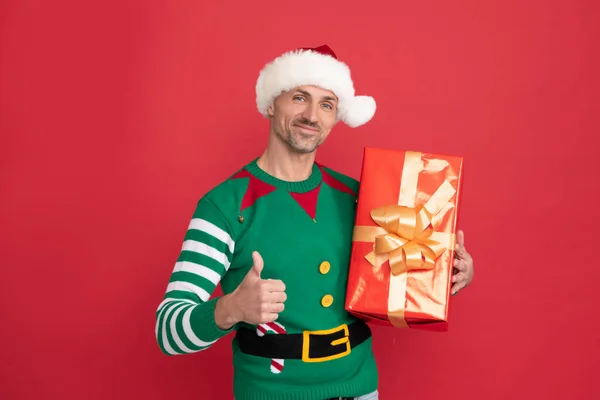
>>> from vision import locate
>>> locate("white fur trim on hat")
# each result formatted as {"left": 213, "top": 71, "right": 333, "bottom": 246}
{"left": 255, "top": 48, "right": 376, "bottom": 128}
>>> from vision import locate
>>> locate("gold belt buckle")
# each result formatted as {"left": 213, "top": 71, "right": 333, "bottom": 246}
{"left": 301, "top": 324, "right": 351, "bottom": 363}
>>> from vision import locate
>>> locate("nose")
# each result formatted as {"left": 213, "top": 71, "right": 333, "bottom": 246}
{"left": 301, "top": 101, "right": 319, "bottom": 123}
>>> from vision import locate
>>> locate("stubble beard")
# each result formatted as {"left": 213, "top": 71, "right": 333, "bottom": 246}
{"left": 277, "top": 120, "right": 323, "bottom": 154}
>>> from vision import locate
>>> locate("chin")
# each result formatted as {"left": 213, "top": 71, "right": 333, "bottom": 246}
{"left": 290, "top": 145, "right": 317, "bottom": 154}
{"left": 289, "top": 139, "right": 320, "bottom": 154}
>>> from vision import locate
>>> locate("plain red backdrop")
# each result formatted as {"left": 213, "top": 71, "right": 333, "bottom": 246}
{"left": 1, "top": 1, "right": 599, "bottom": 399}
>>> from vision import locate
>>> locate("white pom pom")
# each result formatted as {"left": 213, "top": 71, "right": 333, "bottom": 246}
{"left": 340, "top": 95, "right": 376, "bottom": 128}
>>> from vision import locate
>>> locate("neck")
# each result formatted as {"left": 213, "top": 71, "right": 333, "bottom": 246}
{"left": 257, "top": 134, "right": 316, "bottom": 182}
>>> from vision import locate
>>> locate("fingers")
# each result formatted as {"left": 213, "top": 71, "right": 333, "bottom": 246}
{"left": 261, "top": 279, "right": 286, "bottom": 293}
{"left": 269, "top": 291, "right": 287, "bottom": 303}
{"left": 451, "top": 273, "right": 468, "bottom": 295}
{"left": 242, "top": 252, "right": 288, "bottom": 324}
{"left": 258, "top": 299, "right": 285, "bottom": 315}
{"left": 259, "top": 287, "right": 287, "bottom": 303}
{"left": 263, "top": 301, "right": 285, "bottom": 313}
{"left": 452, "top": 282, "right": 467, "bottom": 295}
{"left": 258, "top": 279, "right": 286, "bottom": 317}
{"left": 259, "top": 312, "right": 280, "bottom": 323}
{"left": 453, "top": 258, "right": 467, "bottom": 271}
{"left": 258, "top": 292, "right": 286, "bottom": 321}
{"left": 454, "top": 243, "right": 471, "bottom": 262}
{"left": 452, "top": 271, "right": 468, "bottom": 284}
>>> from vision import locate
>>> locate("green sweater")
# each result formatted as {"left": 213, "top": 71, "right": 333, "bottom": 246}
{"left": 155, "top": 158, "right": 378, "bottom": 400}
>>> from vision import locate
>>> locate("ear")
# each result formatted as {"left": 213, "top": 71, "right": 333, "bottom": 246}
{"left": 267, "top": 103, "right": 275, "bottom": 117}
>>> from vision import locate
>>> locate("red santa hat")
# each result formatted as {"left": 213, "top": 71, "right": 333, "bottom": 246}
{"left": 255, "top": 45, "right": 376, "bottom": 128}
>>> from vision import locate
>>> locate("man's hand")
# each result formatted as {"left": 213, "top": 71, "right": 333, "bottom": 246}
{"left": 215, "top": 251, "right": 286, "bottom": 329}
{"left": 451, "top": 230, "right": 474, "bottom": 295}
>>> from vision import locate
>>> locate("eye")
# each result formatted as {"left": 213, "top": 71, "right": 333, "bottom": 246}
{"left": 322, "top": 103, "right": 333, "bottom": 110}
{"left": 293, "top": 96, "right": 306, "bottom": 102}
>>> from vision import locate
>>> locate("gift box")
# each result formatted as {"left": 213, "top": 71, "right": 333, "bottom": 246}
{"left": 345, "top": 147, "right": 464, "bottom": 331}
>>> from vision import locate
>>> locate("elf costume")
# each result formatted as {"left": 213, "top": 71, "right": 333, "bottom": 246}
{"left": 155, "top": 45, "right": 378, "bottom": 400}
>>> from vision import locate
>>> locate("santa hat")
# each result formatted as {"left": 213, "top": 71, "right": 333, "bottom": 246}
{"left": 255, "top": 45, "right": 376, "bottom": 128}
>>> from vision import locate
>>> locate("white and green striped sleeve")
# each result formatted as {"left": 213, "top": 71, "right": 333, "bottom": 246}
{"left": 155, "top": 197, "right": 236, "bottom": 356}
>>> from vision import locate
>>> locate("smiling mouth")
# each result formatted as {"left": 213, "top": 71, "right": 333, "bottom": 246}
{"left": 295, "top": 124, "right": 319, "bottom": 133}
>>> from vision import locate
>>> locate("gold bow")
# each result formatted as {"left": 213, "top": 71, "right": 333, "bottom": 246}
{"left": 365, "top": 204, "right": 448, "bottom": 276}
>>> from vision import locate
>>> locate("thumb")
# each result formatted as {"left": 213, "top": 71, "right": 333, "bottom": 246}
{"left": 251, "top": 251, "right": 264, "bottom": 277}
{"left": 456, "top": 230, "right": 465, "bottom": 247}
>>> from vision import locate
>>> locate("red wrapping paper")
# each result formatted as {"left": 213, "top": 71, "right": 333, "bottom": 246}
{"left": 345, "top": 147, "right": 464, "bottom": 331}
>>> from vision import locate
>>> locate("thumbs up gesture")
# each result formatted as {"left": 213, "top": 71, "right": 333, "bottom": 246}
{"left": 229, "top": 251, "right": 287, "bottom": 325}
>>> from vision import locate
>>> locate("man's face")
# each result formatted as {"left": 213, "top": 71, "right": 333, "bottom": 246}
{"left": 268, "top": 85, "right": 338, "bottom": 154}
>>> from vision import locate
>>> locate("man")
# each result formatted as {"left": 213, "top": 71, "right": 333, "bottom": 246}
{"left": 155, "top": 45, "right": 474, "bottom": 400}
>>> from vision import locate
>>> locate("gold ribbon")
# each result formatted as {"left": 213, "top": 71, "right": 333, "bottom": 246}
{"left": 352, "top": 151, "right": 457, "bottom": 327}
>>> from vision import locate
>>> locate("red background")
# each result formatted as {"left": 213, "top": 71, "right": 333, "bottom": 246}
{"left": 1, "top": 1, "right": 599, "bottom": 399}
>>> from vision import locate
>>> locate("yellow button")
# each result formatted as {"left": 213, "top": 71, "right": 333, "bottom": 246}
{"left": 319, "top": 261, "right": 331, "bottom": 274}
{"left": 321, "top": 294, "right": 334, "bottom": 307}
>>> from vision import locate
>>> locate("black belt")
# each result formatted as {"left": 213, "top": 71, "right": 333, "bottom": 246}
{"left": 236, "top": 320, "right": 371, "bottom": 363}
